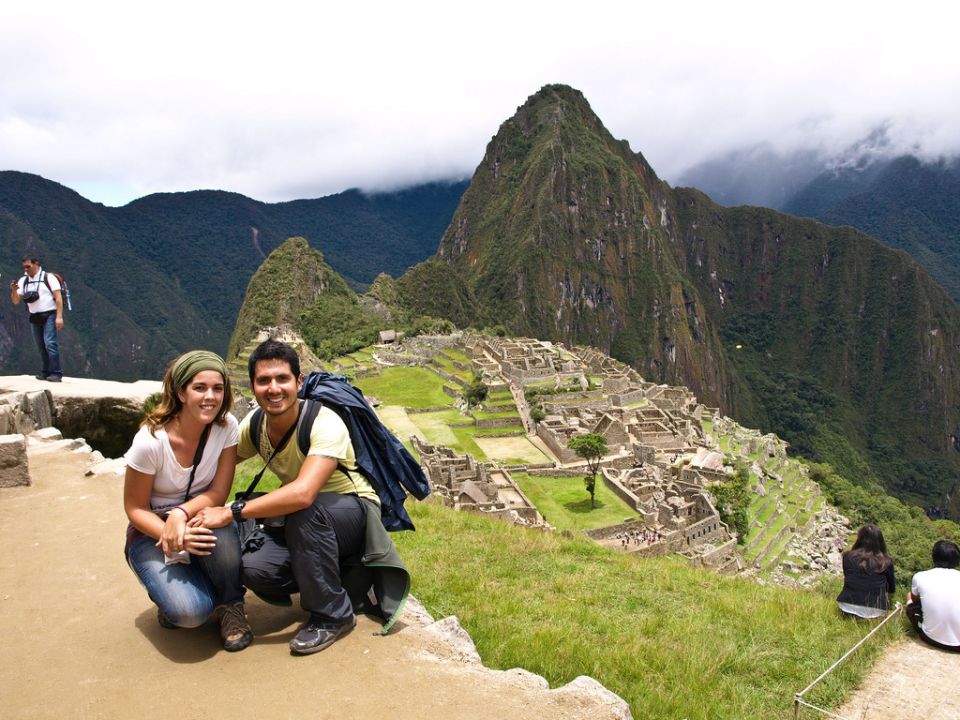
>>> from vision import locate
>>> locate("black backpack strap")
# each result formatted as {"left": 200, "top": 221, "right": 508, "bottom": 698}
{"left": 296, "top": 398, "right": 322, "bottom": 456}
{"left": 248, "top": 407, "right": 264, "bottom": 450}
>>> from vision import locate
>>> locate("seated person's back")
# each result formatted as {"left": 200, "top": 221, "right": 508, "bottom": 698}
{"left": 910, "top": 540, "right": 960, "bottom": 650}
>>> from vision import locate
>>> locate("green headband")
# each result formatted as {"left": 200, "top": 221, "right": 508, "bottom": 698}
{"left": 171, "top": 350, "right": 227, "bottom": 391}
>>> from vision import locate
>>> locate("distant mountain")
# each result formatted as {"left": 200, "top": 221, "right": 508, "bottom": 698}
{"left": 675, "top": 144, "right": 825, "bottom": 209}
{"left": 0, "top": 173, "right": 466, "bottom": 379}
{"left": 395, "top": 84, "right": 960, "bottom": 514}
{"left": 784, "top": 156, "right": 960, "bottom": 302}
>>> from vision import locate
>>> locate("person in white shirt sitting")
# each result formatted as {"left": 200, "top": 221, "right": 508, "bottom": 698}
{"left": 906, "top": 540, "right": 960, "bottom": 652}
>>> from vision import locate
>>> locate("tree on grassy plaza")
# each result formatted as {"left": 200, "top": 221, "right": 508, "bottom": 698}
{"left": 464, "top": 373, "right": 489, "bottom": 407}
{"left": 568, "top": 433, "right": 608, "bottom": 508}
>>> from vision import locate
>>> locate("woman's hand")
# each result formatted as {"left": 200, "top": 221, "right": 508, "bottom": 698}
{"left": 158, "top": 510, "right": 188, "bottom": 557}
{"left": 182, "top": 526, "right": 217, "bottom": 556}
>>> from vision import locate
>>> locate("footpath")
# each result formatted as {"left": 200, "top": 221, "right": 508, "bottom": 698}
{"left": 0, "top": 431, "right": 630, "bottom": 720}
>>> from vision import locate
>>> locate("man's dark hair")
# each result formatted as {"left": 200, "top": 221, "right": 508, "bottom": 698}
{"left": 248, "top": 339, "right": 301, "bottom": 383}
{"left": 932, "top": 540, "right": 960, "bottom": 569}
{"left": 21, "top": 254, "right": 38, "bottom": 264}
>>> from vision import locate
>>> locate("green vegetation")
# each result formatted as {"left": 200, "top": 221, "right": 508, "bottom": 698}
{"left": 511, "top": 472, "right": 636, "bottom": 531}
{"left": 568, "top": 433, "right": 608, "bottom": 508}
{"left": 464, "top": 373, "right": 489, "bottom": 407}
{"left": 353, "top": 366, "right": 453, "bottom": 408}
{"left": 712, "top": 464, "right": 751, "bottom": 542}
{"left": 807, "top": 462, "right": 960, "bottom": 588}
{"left": 396, "top": 500, "right": 900, "bottom": 719}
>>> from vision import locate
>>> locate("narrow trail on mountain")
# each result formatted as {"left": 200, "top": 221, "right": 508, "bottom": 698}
{"left": 832, "top": 637, "right": 959, "bottom": 719}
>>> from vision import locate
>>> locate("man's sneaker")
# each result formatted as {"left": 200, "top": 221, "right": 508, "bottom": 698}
{"left": 215, "top": 602, "right": 253, "bottom": 652}
{"left": 289, "top": 615, "right": 355, "bottom": 655}
{"left": 47, "top": 376, "right": 62, "bottom": 383}
{"left": 34, "top": 374, "right": 47, "bottom": 381}
{"left": 157, "top": 608, "right": 178, "bottom": 629}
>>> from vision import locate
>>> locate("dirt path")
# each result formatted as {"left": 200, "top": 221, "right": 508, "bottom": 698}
{"left": 0, "top": 445, "right": 628, "bottom": 720}
{"left": 832, "top": 637, "right": 960, "bottom": 719}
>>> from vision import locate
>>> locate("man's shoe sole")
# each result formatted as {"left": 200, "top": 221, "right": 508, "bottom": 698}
{"left": 290, "top": 618, "right": 356, "bottom": 655}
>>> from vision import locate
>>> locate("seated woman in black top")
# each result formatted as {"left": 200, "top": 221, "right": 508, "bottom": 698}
{"left": 836, "top": 524, "right": 896, "bottom": 619}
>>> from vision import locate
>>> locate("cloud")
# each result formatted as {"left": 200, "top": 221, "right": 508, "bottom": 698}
{"left": 2, "top": 1, "right": 958, "bottom": 205}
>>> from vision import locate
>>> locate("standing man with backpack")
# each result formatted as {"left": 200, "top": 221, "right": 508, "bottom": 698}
{"left": 193, "top": 339, "right": 411, "bottom": 655}
{"left": 9, "top": 254, "right": 64, "bottom": 382}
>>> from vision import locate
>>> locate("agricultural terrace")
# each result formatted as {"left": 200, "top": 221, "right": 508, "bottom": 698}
{"left": 351, "top": 363, "right": 546, "bottom": 466}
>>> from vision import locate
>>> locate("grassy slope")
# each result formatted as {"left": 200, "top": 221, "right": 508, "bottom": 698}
{"left": 396, "top": 500, "right": 900, "bottom": 720}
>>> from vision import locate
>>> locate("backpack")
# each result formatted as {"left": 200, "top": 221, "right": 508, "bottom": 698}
{"left": 248, "top": 371, "right": 431, "bottom": 531}
{"left": 27, "top": 271, "right": 72, "bottom": 310}
{"left": 43, "top": 272, "right": 72, "bottom": 311}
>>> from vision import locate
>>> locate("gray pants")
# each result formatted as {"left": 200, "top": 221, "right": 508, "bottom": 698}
{"left": 240, "top": 492, "right": 366, "bottom": 624}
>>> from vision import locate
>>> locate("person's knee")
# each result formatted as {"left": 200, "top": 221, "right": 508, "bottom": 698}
{"left": 242, "top": 557, "right": 287, "bottom": 594}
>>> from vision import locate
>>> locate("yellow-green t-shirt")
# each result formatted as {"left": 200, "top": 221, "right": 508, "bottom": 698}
{"left": 237, "top": 404, "right": 378, "bottom": 504}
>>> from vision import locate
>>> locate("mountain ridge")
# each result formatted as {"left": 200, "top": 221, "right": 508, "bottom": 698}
{"left": 400, "top": 84, "right": 960, "bottom": 513}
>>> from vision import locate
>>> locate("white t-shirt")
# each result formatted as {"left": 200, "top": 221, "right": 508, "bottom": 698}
{"left": 125, "top": 414, "right": 240, "bottom": 512}
{"left": 911, "top": 567, "right": 960, "bottom": 647}
{"left": 17, "top": 268, "right": 61, "bottom": 314}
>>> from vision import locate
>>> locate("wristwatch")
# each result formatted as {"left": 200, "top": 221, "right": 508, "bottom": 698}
{"left": 230, "top": 498, "right": 246, "bottom": 523}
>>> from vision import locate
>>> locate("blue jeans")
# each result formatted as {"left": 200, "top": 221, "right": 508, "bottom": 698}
{"left": 31, "top": 312, "right": 61, "bottom": 378}
{"left": 127, "top": 524, "right": 244, "bottom": 627}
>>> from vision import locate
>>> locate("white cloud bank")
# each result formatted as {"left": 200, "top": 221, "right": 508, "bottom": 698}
{"left": 1, "top": 0, "right": 958, "bottom": 205}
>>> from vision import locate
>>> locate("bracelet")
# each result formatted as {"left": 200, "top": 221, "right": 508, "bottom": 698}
{"left": 170, "top": 505, "right": 190, "bottom": 521}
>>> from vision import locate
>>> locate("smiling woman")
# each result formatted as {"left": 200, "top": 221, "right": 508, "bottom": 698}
{"left": 121, "top": 350, "right": 253, "bottom": 653}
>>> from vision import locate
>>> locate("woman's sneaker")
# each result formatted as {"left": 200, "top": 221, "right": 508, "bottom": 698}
{"left": 215, "top": 602, "right": 253, "bottom": 652}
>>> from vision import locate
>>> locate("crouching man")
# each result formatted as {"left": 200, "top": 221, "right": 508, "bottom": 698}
{"left": 194, "top": 339, "right": 409, "bottom": 654}
{"left": 906, "top": 540, "right": 960, "bottom": 653}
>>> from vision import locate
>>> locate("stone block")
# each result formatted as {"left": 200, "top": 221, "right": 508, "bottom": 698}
{"left": 21, "top": 390, "right": 54, "bottom": 430}
{"left": 29, "top": 426, "right": 63, "bottom": 442}
{"left": 0, "top": 434, "right": 30, "bottom": 488}
{"left": 0, "top": 404, "right": 14, "bottom": 435}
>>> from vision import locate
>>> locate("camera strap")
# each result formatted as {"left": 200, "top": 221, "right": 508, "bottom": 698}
{"left": 181, "top": 424, "right": 212, "bottom": 503}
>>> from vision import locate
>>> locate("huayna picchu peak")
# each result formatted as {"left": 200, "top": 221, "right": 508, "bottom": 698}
{"left": 399, "top": 84, "right": 960, "bottom": 517}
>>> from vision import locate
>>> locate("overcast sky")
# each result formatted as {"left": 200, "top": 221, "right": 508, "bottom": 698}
{"left": 2, "top": 1, "right": 958, "bottom": 206}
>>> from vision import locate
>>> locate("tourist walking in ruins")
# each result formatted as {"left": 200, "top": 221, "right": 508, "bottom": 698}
{"left": 836, "top": 524, "right": 896, "bottom": 619}
{"left": 906, "top": 540, "right": 960, "bottom": 652}
{"left": 122, "top": 350, "right": 252, "bottom": 652}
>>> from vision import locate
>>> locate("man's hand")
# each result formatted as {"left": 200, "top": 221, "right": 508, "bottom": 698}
{"left": 191, "top": 504, "right": 233, "bottom": 529}
{"left": 55, "top": 316, "right": 63, "bottom": 329}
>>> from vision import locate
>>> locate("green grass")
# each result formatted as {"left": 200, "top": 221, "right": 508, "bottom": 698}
{"left": 472, "top": 408, "right": 521, "bottom": 420}
{"left": 353, "top": 366, "right": 453, "bottom": 408}
{"left": 230, "top": 456, "right": 281, "bottom": 499}
{"left": 511, "top": 472, "right": 637, "bottom": 531}
{"left": 408, "top": 409, "right": 488, "bottom": 459}
{"left": 396, "top": 501, "right": 901, "bottom": 720}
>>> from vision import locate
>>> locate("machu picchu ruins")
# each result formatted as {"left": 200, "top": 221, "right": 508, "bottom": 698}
{"left": 233, "top": 327, "right": 851, "bottom": 587}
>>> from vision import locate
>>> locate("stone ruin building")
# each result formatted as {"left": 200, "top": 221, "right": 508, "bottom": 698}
{"left": 464, "top": 335, "right": 583, "bottom": 385}
{"left": 411, "top": 436, "right": 548, "bottom": 528}
{"left": 590, "top": 462, "right": 739, "bottom": 572}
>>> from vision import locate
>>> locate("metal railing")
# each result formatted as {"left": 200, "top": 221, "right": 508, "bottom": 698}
{"left": 793, "top": 603, "right": 902, "bottom": 720}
